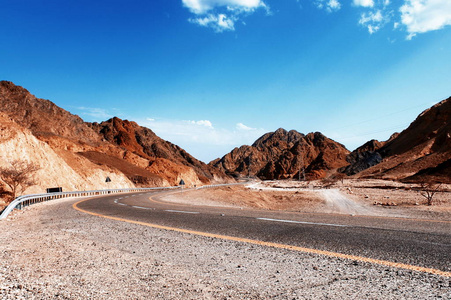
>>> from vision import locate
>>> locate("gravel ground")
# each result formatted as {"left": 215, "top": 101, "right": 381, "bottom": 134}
{"left": 0, "top": 196, "right": 450, "bottom": 299}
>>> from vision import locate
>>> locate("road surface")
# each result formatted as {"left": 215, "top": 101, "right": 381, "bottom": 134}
{"left": 74, "top": 190, "right": 451, "bottom": 276}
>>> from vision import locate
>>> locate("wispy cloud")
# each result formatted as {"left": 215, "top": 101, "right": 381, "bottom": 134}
{"left": 181, "top": 0, "right": 451, "bottom": 38}
{"left": 354, "top": 0, "right": 450, "bottom": 38}
{"left": 400, "top": 0, "right": 451, "bottom": 39}
{"left": 72, "top": 106, "right": 115, "bottom": 121}
{"left": 189, "top": 119, "right": 214, "bottom": 128}
{"left": 353, "top": 0, "right": 374, "bottom": 8}
{"left": 189, "top": 13, "right": 236, "bottom": 32}
{"left": 359, "top": 10, "right": 386, "bottom": 33}
{"left": 182, "top": 0, "right": 269, "bottom": 32}
{"left": 236, "top": 122, "right": 256, "bottom": 131}
{"left": 315, "top": 0, "right": 342, "bottom": 12}
{"left": 140, "top": 117, "right": 266, "bottom": 161}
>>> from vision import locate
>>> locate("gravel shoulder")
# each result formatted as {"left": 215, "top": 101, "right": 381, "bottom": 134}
{"left": 1, "top": 194, "right": 450, "bottom": 299}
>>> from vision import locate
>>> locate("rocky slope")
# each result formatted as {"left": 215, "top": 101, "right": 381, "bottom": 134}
{"left": 0, "top": 81, "right": 231, "bottom": 201}
{"left": 210, "top": 128, "right": 350, "bottom": 180}
{"left": 344, "top": 97, "right": 451, "bottom": 182}
{"left": 0, "top": 113, "right": 134, "bottom": 198}
{"left": 340, "top": 134, "right": 399, "bottom": 176}
{"left": 89, "top": 117, "right": 228, "bottom": 185}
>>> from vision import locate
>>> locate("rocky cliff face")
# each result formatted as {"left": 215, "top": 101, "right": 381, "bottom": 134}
{"left": 0, "top": 81, "right": 102, "bottom": 145}
{"left": 89, "top": 117, "right": 231, "bottom": 185}
{"left": 0, "top": 113, "right": 135, "bottom": 197}
{"left": 0, "top": 81, "right": 232, "bottom": 197}
{"left": 211, "top": 129, "right": 350, "bottom": 180}
{"left": 344, "top": 97, "right": 451, "bottom": 182}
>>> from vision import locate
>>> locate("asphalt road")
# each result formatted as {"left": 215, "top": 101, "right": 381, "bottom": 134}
{"left": 75, "top": 190, "right": 451, "bottom": 275}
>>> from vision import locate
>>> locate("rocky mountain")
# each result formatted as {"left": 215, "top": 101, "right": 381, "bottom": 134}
{"left": 210, "top": 128, "right": 350, "bottom": 180}
{"left": 0, "top": 81, "right": 231, "bottom": 199}
{"left": 0, "top": 81, "right": 102, "bottom": 145}
{"left": 344, "top": 97, "right": 451, "bottom": 182}
{"left": 340, "top": 134, "right": 398, "bottom": 176}
{"left": 88, "top": 117, "right": 230, "bottom": 184}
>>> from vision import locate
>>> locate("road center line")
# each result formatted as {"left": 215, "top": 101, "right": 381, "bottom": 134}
{"left": 73, "top": 198, "right": 451, "bottom": 278}
{"left": 165, "top": 209, "right": 200, "bottom": 214}
{"left": 257, "top": 217, "right": 348, "bottom": 227}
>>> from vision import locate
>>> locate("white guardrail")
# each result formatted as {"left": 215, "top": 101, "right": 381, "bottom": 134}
{"left": 195, "top": 182, "right": 245, "bottom": 189}
{"left": 0, "top": 186, "right": 181, "bottom": 221}
{"left": 0, "top": 182, "right": 249, "bottom": 221}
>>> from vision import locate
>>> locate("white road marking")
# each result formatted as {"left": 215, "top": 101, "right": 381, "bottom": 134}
{"left": 118, "top": 203, "right": 126, "bottom": 206}
{"left": 256, "top": 217, "right": 348, "bottom": 227}
{"left": 132, "top": 206, "right": 152, "bottom": 210}
{"left": 165, "top": 210, "right": 200, "bottom": 214}
{"left": 114, "top": 199, "right": 118, "bottom": 203}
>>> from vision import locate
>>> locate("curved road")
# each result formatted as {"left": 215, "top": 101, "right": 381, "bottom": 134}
{"left": 74, "top": 190, "right": 451, "bottom": 277}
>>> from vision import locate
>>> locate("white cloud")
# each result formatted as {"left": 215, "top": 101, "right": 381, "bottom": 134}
{"left": 368, "top": 24, "right": 380, "bottom": 33}
{"left": 400, "top": 0, "right": 451, "bottom": 39}
{"left": 189, "top": 13, "right": 236, "bottom": 32}
{"left": 73, "top": 106, "right": 114, "bottom": 121}
{"left": 236, "top": 122, "right": 255, "bottom": 131}
{"left": 189, "top": 119, "right": 214, "bottom": 128}
{"left": 182, "top": 0, "right": 268, "bottom": 31}
{"left": 182, "top": 0, "right": 265, "bottom": 14}
{"left": 138, "top": 117, "right": 266, "bottom": 162}
{"left": 315, "top": 0, "right": 342, "bottom": 12}
{"left": 328, "top": 0, "right": 341, "bottom": 11}
{"left": 359, "top": 10, "right": 387, "bottom": 33}
{"left": 359, "top": 10, "right": 383, "bottom": 24}
{"left": 353, "top": 0, "right": 374, "bottom": 8}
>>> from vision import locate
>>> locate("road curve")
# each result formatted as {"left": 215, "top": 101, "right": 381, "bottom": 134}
{"left": 74, "top": 190, "right": 451, "bottom": 277}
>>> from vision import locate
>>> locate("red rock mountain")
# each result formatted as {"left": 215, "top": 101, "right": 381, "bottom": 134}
{"left": 210, "top": 128, "right": 350, "bottom": 180}
{"left": 0, "top": 81, "right": 231, "bottom": 191}
{"left": 345, "top": 97, "right": 451, "bottom": 183}
{"left": 88, "top": 117, "right": 230, "bottom": 183}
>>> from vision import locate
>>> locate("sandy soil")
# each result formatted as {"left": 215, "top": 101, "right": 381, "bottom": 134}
{"left": 161, "top": 185, "right": 324, "bottom": 211}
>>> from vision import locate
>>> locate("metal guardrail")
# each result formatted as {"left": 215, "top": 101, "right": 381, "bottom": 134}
{"left": 0, "top": 181, "right": 249, "bottom": 221}
{"left": 0, "top": 186, "right": 180, "bottom": 221}
{"left": 195, "top": 182, "right": 245, "bottom": 189}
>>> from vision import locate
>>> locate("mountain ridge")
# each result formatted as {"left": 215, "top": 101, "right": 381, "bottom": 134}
{"left": 0, "top": 81, "right": 232, "bottom": 197}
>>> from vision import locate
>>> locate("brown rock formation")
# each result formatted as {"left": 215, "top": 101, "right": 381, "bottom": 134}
{"left": 346, "top": 97, "right": 451, "bottom": 183}
{"left": 0, "top": 81, "right": 232, "bottom": 194}
{"left": 0, "top": 113, "right": 135, "bottom": 196}
{"left": 210, "top": 129, "right": 350, "bottom": 180}
{"left": 0, "top": 81, "right": 101, "bottom": 145}
{"left": 89, "top": 117, "right": 232, "bottom": 185}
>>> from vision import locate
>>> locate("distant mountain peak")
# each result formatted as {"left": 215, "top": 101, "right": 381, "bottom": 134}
{"left": 212, "top": 128, "right": 349, "bottom": 180}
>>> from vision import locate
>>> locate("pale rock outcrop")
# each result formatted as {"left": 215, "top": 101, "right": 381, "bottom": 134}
{"left": 0, "top": 114, "right": 134, "bottom": 196}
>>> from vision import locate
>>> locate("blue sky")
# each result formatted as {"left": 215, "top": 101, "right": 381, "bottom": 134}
{"left": 1, "top": 0, "right": 450, "bottom": 162}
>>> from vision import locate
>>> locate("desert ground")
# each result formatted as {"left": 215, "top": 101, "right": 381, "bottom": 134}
{"left": 0, "top": 179, "right": 450, "bottom": 299}
{"left": 160, "top": 179, "right": 451, "bottom": 221}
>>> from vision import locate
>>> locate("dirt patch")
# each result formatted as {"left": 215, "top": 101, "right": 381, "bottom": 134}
{"left": 161, "top": 185, "right": 324, "bottom": 211}
{"left": 161, "top": 179, "right": 451, "bottom": 220}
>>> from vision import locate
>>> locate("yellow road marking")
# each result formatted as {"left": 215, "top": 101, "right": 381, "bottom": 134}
{"left": 73, "top": 198, "right": 451, "bottom": 278}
